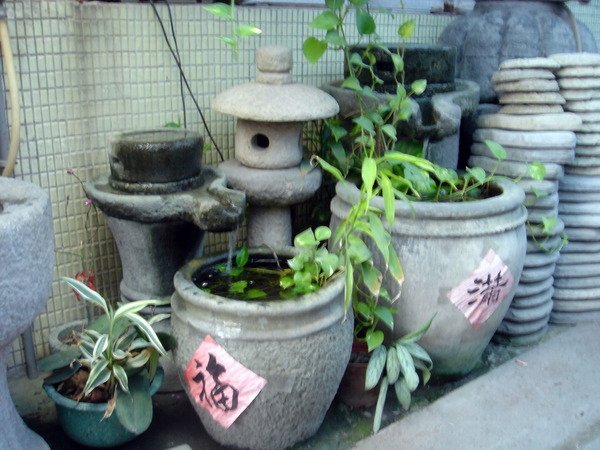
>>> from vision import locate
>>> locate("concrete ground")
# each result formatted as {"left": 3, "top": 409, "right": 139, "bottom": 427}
{"left": 9, "top": 319, "right": 600, "bottom": 450}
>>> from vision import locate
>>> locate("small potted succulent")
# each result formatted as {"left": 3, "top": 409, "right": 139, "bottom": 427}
{"left": 39, "top": 277, "right": 173, "bottom": 448}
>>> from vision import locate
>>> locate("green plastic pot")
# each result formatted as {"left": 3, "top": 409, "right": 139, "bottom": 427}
{"left": 43, "top": 368, "right": 163, "bottom": 448}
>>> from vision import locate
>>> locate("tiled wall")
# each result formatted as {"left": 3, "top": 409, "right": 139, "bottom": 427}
{"left": 4, "top": 0, "right": 600, "bottom": 375}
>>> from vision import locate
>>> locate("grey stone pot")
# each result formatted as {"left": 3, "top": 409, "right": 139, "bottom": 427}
{"left": 48, "top": 320, "right": 87, "bottom": 354}
{"left": 351, "top": 44, "right": 458, "bottom": 97}
{"left": 527, "top": 234, "right": 562, "bottom": 254}
{"left": 512, "top": 287, "right": 554, "bottom": 309}
{"left": 551, "top": 310, "right": 600, "bottom": 325}
{"left": 439, "top": 0, "right": 597, "bottom": 102}
{"left": 560, "top": 241, "right": 600, "bottom": 253}
{"left": 469, "top": 156, "right": 564, "bottom": 180}
{"left": 554, "top": 276, "right": 600, "bottom": 289}
{"left": 171, "top": 247, "right": 352, "bottom": 450}
{"left": 321, "top": 78, "right": 479, "bottom": 169}
{"left": 0, "top": 177, "right": 54, "bottom": 450}
{"left": 330, "top": 178, "right": 527, "bottom": 377}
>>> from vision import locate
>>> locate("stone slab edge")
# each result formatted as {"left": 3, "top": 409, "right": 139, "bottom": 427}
{"left": 354, "top": 321, "right": 600, "bottom": 450}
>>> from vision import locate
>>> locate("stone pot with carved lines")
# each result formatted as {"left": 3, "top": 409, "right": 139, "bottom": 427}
{"left": 330, "top": 178, "right": 527, "bottom": 377}
{"left": 171, "top": 246, "right": 352, "bottom": 450}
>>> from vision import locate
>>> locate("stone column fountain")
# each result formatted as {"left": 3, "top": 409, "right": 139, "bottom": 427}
{"left": 86, "top": 129, "right": 245, "bottom": 303}
{"left": 1, "top": 177, "right": 54, "bottom": 450}
{"left": 213, "top": 46, "right": 339, "bottom": 247}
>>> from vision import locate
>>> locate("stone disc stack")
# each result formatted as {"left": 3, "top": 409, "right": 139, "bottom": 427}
{"left": 469, "top": 57, "right": 581, "bottom": 345}
{"left": 548, "top": 52, "right": 600, "bottom": 324}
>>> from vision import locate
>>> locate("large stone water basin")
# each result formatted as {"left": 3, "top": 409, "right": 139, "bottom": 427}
{"left": 0, "top": 177, "right": 54, "bottom": 449}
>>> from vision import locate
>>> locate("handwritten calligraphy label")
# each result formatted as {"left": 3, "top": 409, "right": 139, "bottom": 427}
{"left": 447, "top": 249, "right": 514, "bottom": 328}
{"left": 184, "top": 335, "right": 267, "bottom": 428}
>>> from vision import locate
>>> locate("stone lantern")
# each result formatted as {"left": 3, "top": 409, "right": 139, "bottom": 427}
{"left": 213, "top": 46, "right": 339, "bottom": 247}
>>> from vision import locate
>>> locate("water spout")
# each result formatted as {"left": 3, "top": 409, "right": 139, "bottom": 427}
{"left": 226, "top": 228, "right": 238, "bottom": 272}
{"left": 187, "top": 171, "right": 245, "bottom": 233}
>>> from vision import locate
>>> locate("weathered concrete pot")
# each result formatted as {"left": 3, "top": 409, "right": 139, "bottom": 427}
{"left": 321, "top": 78, "right": 479, "bottom": 169}
{"left": 171, "top": 248, "right": 352, "bottom": 450}
{"left": 439, "top": 0, "right": 598, "bottom": 102}
{"left": 352, "top": 44, "right": 458, "bottom": 97}
{"left": 48, "top": 319, "right": 87, "bottom": 353}
{"left": 0, "top": 177, "right": 54, "bottom": 450}
{"left": 330, "top": 178, "right": 527, "bottom": 377}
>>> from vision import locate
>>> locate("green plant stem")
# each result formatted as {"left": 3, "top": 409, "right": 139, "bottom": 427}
{"left": 245, "top": 267, "right": 290, "bottom": 276}
{"left": 106, "top": 305, "right": 116, "bottom": 394}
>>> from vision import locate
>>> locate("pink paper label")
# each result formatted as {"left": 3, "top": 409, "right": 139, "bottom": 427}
{"left": 447, "top": 249, "right": 514, "bottom": 328}
{"left": 184, "top": 335, "right": 267, "bottom": 429}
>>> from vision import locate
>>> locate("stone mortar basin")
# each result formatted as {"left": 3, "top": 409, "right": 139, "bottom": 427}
{"left": 322, "top": 78, "right": 480, "bottom": 168}
{"left": 0, "top": 177, "right": 54, "bottom": 449}
{"left": 353, "top": 44, "right": 458, "bottom": 97}
{"left": 108, "top": 129, "right": 204, "bottom": 194}
{"left": 322, "top": 78, "right": 480, "bottom": 142}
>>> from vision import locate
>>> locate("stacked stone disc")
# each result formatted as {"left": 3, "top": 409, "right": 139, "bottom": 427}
{"left": 469, "top": 57, "right": 581, "bottom": 345}
{"left": 548, "top": 52, "right": 600, "bottom": 325}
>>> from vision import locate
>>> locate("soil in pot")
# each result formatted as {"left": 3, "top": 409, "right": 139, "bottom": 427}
{"left": 53, "top": 366, "right": 110, "bottom": 404}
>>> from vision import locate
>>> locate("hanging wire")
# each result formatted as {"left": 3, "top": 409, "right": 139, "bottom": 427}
{"left": 165, "top": 0, "right": 186, "bottom": 128}
{"left": 149, "top": 0, "right": 225, "bottom": 161}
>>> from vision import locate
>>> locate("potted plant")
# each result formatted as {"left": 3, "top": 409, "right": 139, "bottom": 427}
{"left": 304, "top": 0, "right": 527, "bottom": 385}
{"left": 170, "top": 227, "right": 353, "bottom": 450}
{"left": 49, "top": 168, "right": 101, "bottom": 354}
{"left": 39, "top": 277, "right": 173, "bottom": 448}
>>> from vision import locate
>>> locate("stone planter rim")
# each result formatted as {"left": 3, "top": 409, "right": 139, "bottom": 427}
{"left": 48, "top": 319, "right": 88, "bottom": 354}
{"left": 86, "top": 165, "right": 245, "bottom": 230}
{"left": 175, "top": 247, "right": 343, "bottom": 316}
{"left": 174, "top": 246, "right": 345, "bottom": 318}
{"left": 109, "top": 128, "right": 201, "bottom": 146}
{"left": 334, "top": 177, "right": 525, "bottom": 220}
{"left": 322, "top": 78, "right": 480, "bottom": 139}
{"left": 0, "top": 177, "right": 50, "bottom": 230}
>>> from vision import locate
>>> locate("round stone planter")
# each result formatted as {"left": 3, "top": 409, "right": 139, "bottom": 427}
{"left": 171, "top": 248, "right": 352, "bottom": 450}
{"left": 0, "top": 177, "right": 54, "bottom": 449}
{"left": 43, "top": 368, "right": 163, "bottom": 448}
{"left": 439, "top": 0, "right": 597, "bottom": 102}
{"left": 48, "top": 320, "right": 87, "bottom": 353}
{"left": 322, "top": 77, "right": 479, "bottom": 170}
{"left": 330, "top": 178, "right": 527, "bottom": 377}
